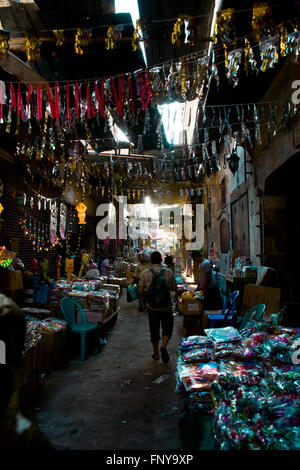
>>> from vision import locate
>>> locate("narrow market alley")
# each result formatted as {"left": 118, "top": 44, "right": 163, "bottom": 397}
{"left": 27, "top": 294, "right": 215, "bottom": 451}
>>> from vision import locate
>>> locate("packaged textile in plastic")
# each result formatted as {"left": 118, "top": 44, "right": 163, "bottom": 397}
{"left": 204, "top": 327, "right": 242, "bottom": 343}
{"left": 182, "top": 348, "right": 215, "bottom": 363}
{"left": 179, "top": 336, "right": 213, "bottom": 352}
{"left": 177, "top": 362, "right": 220, "bottom": 392}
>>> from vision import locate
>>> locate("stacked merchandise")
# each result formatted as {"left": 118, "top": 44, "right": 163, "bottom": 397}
{"left": 105, "top": 277, "right": 127, "bottom": 287}
{"left": 68, "top": 290, "right": 89, "bottom": 309}
{"left": 115, "top": 259, "right": 130, "bottom": 279}
{"left": 86, "top": 290, "right": 110, "bottom": 314}
{"left": 24, "top": 315, "right": 43, "bottom": 352}
{"left": 176, "top": 325, "right": 300, "bottom": 449}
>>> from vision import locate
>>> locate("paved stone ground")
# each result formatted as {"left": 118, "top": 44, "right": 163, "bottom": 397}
{"left": 26, "top": 294, "right": 215, "bottom": 450}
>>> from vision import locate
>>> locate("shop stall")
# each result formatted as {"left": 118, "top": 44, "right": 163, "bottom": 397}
{"left": 176, "top": 323, "right": 300, "bottom": 450}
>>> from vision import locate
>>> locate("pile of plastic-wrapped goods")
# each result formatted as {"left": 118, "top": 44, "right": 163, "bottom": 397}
{"left": 176, "top": 324, "right": 300, "bottom": 450}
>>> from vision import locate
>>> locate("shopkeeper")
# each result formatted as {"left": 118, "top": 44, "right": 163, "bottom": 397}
{"left": 101, "top": 255, "right": 116, "bottom": 278}
{"left": 191, "top": 251, "right": 219, "bottom": 309}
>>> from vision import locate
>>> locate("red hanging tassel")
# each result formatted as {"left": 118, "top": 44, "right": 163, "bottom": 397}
{"left": 86, "top": 81, "right": 97, "bottom": 119}
{"left": 74, "top": 81, "right": 80, "bottom": 119}
{"left": 128, "top": 75, "right": 135, "bottom": 114}
{"left": 66, "top": 81, "right": 70, "bottom": 120}
{"left": 46, "top": 83, "right": 55, "bottom": 119}
{"left": 17, "top": 83, "right": 24, "bottom": 120}
{"left": 9, "top": 83, "right": 17, "bottom": 112}
{"left": 37, "top": 84, "right": 42, "bottom": 120}
{"left": 26, "top": 84, "right": 35, "bottom": 118}
{"left": 111, "top": 75, "right": 123, "bottom": 118}
{"left": 94, "top": 79, "right": 105, "bottom": 118}
{"left": 138, "top": 71, "right": 151, "bottom": 111}
{"left": 54, "top": 82, "right": 60, "bottom": 120}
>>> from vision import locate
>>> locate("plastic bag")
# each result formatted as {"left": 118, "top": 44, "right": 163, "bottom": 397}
{"left": 127, "top": 284, "right": 138, "bottom": 302}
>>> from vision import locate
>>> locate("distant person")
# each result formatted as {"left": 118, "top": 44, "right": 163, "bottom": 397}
{"left": 139, "top": 251, "right": 177, "bottom": 363}
{"left": 101, "top": 255, "right": 116, "bottom": 278}
{"left": 164, "top": 255, "right": 175, "bottom": 272}
{"left": 133, "top": 254, "right": 150, "bottom": 312}
{"left": 191, "top": 251, "right": 219, "bottom": 309}
{"left": 97, "top": 250, "right": 105, "bottom": 272}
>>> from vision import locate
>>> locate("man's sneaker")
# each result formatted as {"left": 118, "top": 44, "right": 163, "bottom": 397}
{"left": 160, "top": 347, "right": 169, "bottom": 363}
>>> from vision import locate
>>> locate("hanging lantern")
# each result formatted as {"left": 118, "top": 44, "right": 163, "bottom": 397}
{"left": 75, "top": 202, "right": 87, "bottom": 224}
{"left": 227, "top": 152, "right": 240, "bottom": 174}
{"left": 0, "top": 202, "right": 3, "bottom": 216}
{"left": 0, "top": 30, "right": 10, "bottom": 56}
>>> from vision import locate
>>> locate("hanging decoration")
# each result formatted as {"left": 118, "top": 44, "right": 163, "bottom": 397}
{"left": 259, "top": 36, "right": 279, "bottom": 71}
{"left": 171, "top": 15, "right": 195, "bottom": 46}
{"left": 183, "top": 17, "right": 195, "bottom": 45}
{"left": 75, "top": 202, "right": 87, "bottom": 225}
{"left": 0, "top": 202, "right": 3, "bottom": 216}
{"left": 59, "top": 203, "right": 66, "bottom": 239}
{"left": 53, "top": 29, "right": 65, "bottom": 47}
{"left": 50, "top": 201, "right": 58, "bottom": 245}
{"left": 0, "top": 30, "right": 10, "bottom": 56}
{"left": 25, "top": 33, "right": 41, "bottom": 61}
{"left": 244, "top": 38, "right": 258, "bottom": 75}
{"left": 252, "top": 2, "right": 275, "bottom": 43}
{"left": 226, "top": 48, "right": 242, "bottom": 87}
{"left": 75, "top": 28, "right": 92, "bottom": 55}
{"left": 213, "top": 8, "right": 236, "bottom": 69}
{"left": 65, "top": 257, "right": 74, "bottom": 283}
{"left": 171, "top": 16, "right": 185, "bottom": 45}
{"left": 132, "top": 19, "right": 149, "bottom": 51}
{"left": 105, "top": 25, "right": 122, "bottom": 50}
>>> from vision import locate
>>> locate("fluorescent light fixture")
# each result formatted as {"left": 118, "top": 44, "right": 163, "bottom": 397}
{"left": 114, "top": 0, "right": 147, "bottom": 66}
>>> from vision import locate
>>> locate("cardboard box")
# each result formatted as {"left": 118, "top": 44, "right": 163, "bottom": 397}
{"left": 182, "top": 299, "right": 204, "bottom": 316}
{"left": 241, "top": 284, "right": 281, "bottom": 316}
{"left": 0, "top": 269, "right": 23, "bottom": 291}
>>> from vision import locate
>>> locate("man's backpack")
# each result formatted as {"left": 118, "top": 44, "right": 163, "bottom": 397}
{"left": 146, "top": 268, "right": 171, "bottom": 310}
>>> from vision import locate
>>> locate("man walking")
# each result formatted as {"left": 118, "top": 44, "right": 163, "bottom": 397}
{"left": 139, "top": 251, "right": 177, "bottom": 363}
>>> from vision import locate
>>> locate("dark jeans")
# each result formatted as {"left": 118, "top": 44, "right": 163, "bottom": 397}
{"left": 148, "top": 308, "right": 174, "bottom": 343}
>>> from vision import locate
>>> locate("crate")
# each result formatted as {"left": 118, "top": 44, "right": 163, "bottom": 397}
{"left": 183, "top": 314, "right": 202, "bottom": 337}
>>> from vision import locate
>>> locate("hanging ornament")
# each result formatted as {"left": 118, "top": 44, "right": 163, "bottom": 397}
{"left": 244, "top": 38, "right": 258, "bottom": 75}
{"left": 0, "top": 30, "right": 10, "bottom": 56}
{"left": 105, "top": 25, "right": 122, "bottom": 50}
{"left": 75, "top": 28, "right": 92, "bottom": 55}
{"left": 171, "top": 16, "right": 185, "bottom": 46}
{"left": 53, "top": 29, "right": 65, "bottom": 47}
{"left": 226, "top": 48, "right": 242, "bottom": 87}
{"left": 252, "top": 3, "right": 274, "bottom": 43}
{"left": 132, "top": 19, "right": 149, "bottom": 51}
{"left": 75, "top": 202, "right": 87, "bottom": 225}
{"left": 260, "top": 36, "right": 279, "bottom": 72}
{"left": 183, "top": 17, "right": 195, "bottom": 45}
{"left": 0, "top": 202, "right": 3, "bottom": 216}
{"left": 25, "top": 33, "right": 41, "bottom": 61}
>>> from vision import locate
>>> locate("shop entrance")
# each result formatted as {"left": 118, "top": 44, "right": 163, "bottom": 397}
{"left": 263, "top": 152, "right": 300, "bottom": 301}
